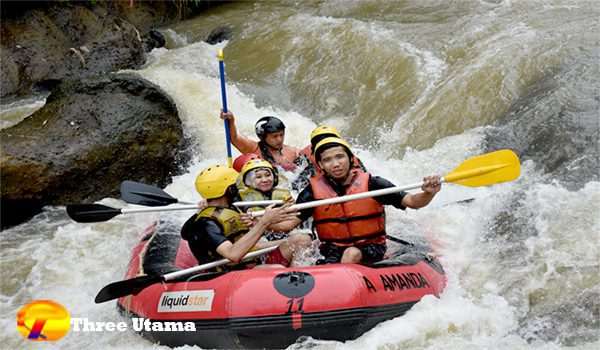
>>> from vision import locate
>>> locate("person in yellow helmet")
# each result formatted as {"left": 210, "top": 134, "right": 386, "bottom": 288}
{"left": 236, "top": 159, "right": 300, "bottom": 242}
{"left": 291, "top": 125, "right": 367, "bottom": 192}
{"left": 180, "top": 164, "right": 309, "bottom": 269}
{"left": 285, "top": 137, "right": 442, "bottom": 265}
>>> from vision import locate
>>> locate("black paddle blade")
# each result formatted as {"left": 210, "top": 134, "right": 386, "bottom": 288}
{"left": 66, "top": 204, "right": 121, "bottom": 223}
{"left": 95, "top": 274, "right": 163, "bottom": 303}
{"left": 120, "top": 180, "right": 178, "bottom": 206}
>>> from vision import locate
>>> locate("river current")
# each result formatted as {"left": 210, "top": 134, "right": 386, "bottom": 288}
{"left": 1, "top": 1, "right": 598, "bottom": 349}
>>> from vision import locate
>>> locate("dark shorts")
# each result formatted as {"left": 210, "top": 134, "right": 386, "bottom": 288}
{"left": 317, "top": 243, "right": 387, "bottom": 265}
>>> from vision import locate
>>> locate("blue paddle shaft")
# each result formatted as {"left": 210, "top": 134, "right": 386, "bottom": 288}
{"left": 219, "top": 59, "right": 233, "bottom": 160}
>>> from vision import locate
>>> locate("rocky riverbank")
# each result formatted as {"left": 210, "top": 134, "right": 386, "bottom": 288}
{"left": 1, "top": 0, "right": 225, "bottom": 99}
{"left": 1, "top": 1, "right": 230, "bottom": 228}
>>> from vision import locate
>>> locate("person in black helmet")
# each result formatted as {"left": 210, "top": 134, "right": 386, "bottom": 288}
{"left": 220, "top": 111, "right": 300, "bottom": 171}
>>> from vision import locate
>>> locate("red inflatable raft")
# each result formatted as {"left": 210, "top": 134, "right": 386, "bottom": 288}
{"left": 117, "top": 221, "right": 446, "bottom": 349}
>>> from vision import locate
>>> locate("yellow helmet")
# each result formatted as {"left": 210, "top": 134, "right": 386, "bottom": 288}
{"left": 195, "top": 165, "right": 239, "bottom": 199}
{"left": 240, "top": 159, "right": 278, "bottom": 187}
{"left": 314, "top": 137, "right": 353, "bottom": 161}
{"left": 310, "top": 125, "right": 341, "bottom": 141}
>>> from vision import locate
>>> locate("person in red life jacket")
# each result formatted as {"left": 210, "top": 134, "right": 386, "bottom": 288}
{"left": 292, "top": 125, "right": 367, "bottom": 192}
{"left": 285, "top": 137, "right": 442, "bottom": 265}
{"left": 181, "top": 164, "right": 309, "bottom": 269}
{"left": 220, "top": 111, "right": 300, "bottom": 171}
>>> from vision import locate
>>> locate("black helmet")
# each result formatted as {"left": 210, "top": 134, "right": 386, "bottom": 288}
{"left": 255, "top": 116, "right": 285, "bottom": 139}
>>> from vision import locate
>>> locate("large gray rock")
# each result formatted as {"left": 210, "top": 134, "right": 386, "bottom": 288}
{"left": 0, "top": 4, "right": 146, "bottom": 98}
{"left": 1, "top": 1, "right": 227, "bottom": 99}
{"left": 1, "top": 74, "right": 190, "bottom": 228}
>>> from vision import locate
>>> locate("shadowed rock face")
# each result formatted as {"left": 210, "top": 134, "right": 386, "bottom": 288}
{"left": 1, "top": 74, "right": 190, "bottom": 228}
{"left": 0, "top": 0, "right": 224, "bottom": 99}
{"left": 0, "top": 4, "right": 146, "bottom": 98}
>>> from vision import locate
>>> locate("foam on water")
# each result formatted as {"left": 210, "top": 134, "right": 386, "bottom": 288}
{"left": 2, "top": 2, "right": 598, "bottom": 348}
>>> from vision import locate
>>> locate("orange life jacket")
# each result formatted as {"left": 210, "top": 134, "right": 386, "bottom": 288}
{"left": 310, "top": 169, "right": 386, "bottom": 246}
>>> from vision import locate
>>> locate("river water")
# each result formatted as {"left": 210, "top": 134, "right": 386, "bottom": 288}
{"left": 1, "top": 1, "right": 598, "bottom": 349}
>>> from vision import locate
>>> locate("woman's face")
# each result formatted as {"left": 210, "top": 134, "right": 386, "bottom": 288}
{"left": 250, "top": 168, "right": 274, "bottom": 192}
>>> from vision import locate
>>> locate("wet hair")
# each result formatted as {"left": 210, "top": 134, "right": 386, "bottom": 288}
{"left": 258, "top": 141, "right": 278, "bottom": 166}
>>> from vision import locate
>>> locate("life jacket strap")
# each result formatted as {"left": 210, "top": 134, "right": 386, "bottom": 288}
{"left": 314, "top": 212, "right": 384, "bottom": 224}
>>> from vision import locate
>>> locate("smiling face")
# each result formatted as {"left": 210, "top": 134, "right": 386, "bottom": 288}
{"left": 264, "top": 130, "right": 285, "bottom": 150}
{"left": 317, "top": 146, "right": 351, "bottom": 181}
{"left": 249, "top": 168, "right": 275, "bottom": 192}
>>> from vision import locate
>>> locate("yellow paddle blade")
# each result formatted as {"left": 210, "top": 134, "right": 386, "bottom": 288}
{"left": 443, "top": 149, "right": 520, "bottom": 187}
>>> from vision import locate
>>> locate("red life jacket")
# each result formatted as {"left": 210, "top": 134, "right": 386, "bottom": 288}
{"left": 310, "top": 169, "right": 386, "bottom": 246}
{"left": 259, "top": 144, "right": 298, "bottom": 172}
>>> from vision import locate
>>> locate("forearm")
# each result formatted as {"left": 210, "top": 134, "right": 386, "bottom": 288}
{"left": 267, "top": 217, "right": 301, "bottom": 232}
{"left": 227, "top": 220, "right": 269, "bottom": 262}
{"left": 402, "top": 192, "right": 435, "bottom": 209}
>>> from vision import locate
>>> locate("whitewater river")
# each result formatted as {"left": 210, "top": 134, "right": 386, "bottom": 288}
{"left": 1, "top": 1, "right": 598, "bottom": 349}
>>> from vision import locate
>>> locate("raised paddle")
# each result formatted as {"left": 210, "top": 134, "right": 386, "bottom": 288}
{"left": 250, "top": 149, "right": 520, "bottom": 217}
{"left": 218, "top": 49, "right": 233, "bottom": 168}
{"left": 95, "top": 245, "right": 279, "bottom": 303}
{"left": 120, "top": 180, "right": 283, "bottom": 208}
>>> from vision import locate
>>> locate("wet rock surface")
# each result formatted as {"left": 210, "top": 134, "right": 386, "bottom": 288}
{"left": 1, "top": 74, "right": 190, "bottom": 228}
{"left": 0, "top": 0, "right": 222, "bottom": 99}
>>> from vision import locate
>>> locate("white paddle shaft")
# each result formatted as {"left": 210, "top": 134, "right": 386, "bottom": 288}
{"left": 119, "top": 200, "right": 285, "bottom": 215}
{"left": 163, "top": 245, "right": 279, "bottom": 281}
{"left": 250, "top": 180, "right": 442, "bottom": 217}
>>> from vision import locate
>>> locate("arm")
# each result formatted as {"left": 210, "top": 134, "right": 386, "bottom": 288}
{"left": 267, "top": 217, "right": 301, "bottom": 232}
{"left": 239, "top": 213, "right": 301, "bottom": 234}
{"left": 216, "top": 204, "right": 299, "bottom": 263}
{"left": 265, "top": 196, "right": 300, "bottom": 232}
{"left": 401, "top": 175, "right": 441, "bottom": 209}
{"left": 215, "top": 219, "right": 269, "bottom": 263}
{"left": 271, "top": 186, "right": 313, "bottom": 230}
{"left": 220, "top": 110, "right": 259, "bottom": 154}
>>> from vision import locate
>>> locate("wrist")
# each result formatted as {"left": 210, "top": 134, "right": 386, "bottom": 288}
{"left": 254, "top": 218, "right": 270, "bottom": 231}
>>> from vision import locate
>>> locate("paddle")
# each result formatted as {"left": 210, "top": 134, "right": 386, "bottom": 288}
{"left": 67, "top": 200, "right": 286, "bottom": 223}
{"left": 66, "top": 203, "right": 200, "bottom": 223}
{"left": 250, "top": 149, "right": 520, "bottom": 217}
{"left": 95, "top": 245, "right": 279, "bottom": 303}
{"left": 120, "top": 180, "right": 283, "bottom": 208}
{"left": 70, "top": 150, "right": 515, "bottom": 223}
{"left": 120, "top": 180, "right": 194, "bottom": 206}
{"left": 218, "top": 49, "right": 233, "bottom": 168}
